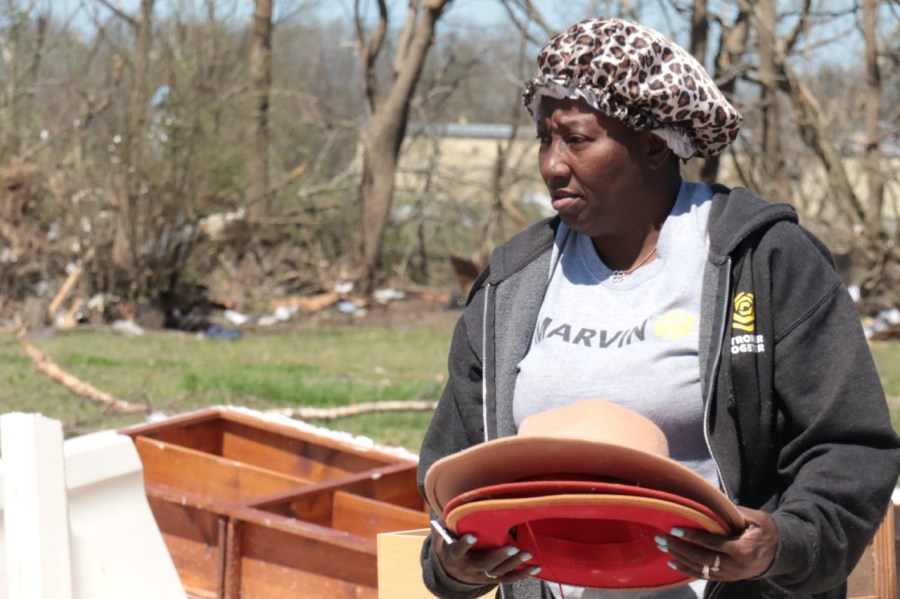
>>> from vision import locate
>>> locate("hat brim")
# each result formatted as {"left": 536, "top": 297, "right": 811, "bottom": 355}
{"left": 443, "top": 479, "right": 729, "bottom": 532}
{"left": 446, "top": 493, "right": 725, "bottom": 589}
{"left": 424, "top": 437, "right": 744, "bottom": 531}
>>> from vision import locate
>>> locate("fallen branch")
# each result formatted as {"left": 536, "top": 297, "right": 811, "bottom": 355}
{"left": 47, "top": 248, "right": 95, "bottom": 325}
{"left": 266, "top": 399, "right": 437, "bottom": 421}
{"left": 16, "top": 329, "right": 148, "bottom": 414}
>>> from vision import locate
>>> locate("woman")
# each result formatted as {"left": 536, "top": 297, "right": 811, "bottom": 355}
{"left": 417, "top": 17, "right": 900, "bottom": 599}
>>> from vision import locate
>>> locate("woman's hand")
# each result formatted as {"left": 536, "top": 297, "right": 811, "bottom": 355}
{"left": 656, "top": 506, "right": 779, "bottom": 582}
{"left": 433, "top": 531, "right": 541, "bottom": 585}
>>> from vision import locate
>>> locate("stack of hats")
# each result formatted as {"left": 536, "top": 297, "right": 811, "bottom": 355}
{"left": 423, "top": 399, "right": 745, "bottom": 590}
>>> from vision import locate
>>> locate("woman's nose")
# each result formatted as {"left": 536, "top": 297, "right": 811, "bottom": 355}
{"left": 540, "top": 142, "right": 569, "bottom": 183}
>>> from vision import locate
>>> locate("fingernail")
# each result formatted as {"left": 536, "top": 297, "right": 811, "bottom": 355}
{"left": 667, "top": 561, "right": 678, "bottom": 570}
{"left": 463, "top": 534, "right": 477, "bottom": 544}
{"left": 654, "top": 535, "right": 667, "bottom": 547}
{"left": 656, "top": 543, "right": 668, "bottom": 553}
{"left": 529, "top": 566, "right": 542, "bottom": 575}
{"left": 670, "top": 528, "right": 685, "bottom": 537}
{"left": 506, "top": 547, "right": 520, "bottom": 557}
{"left": 519, "top": 552, "right": 533, "bottom": 561}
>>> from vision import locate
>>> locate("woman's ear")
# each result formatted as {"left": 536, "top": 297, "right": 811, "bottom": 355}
{"left": 642, "top": 131, "right": 674, "bottom": 171}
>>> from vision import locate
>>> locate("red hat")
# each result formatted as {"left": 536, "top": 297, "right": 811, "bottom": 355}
{"left": 424, "top": 399, "right": 744, "bottom": 532}
{"left": 442, "top": 479, "right": 729, "bottom": 529}
{"left": 446, "top": 493, "right": 727, "bottom": 589}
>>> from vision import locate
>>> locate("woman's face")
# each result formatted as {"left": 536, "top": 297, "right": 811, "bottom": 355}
{"left": 536, "top": 96, "right": 655, "bottom": 240}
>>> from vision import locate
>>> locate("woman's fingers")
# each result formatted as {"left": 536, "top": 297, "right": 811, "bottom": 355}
{"left": 656, "top": 506, "right": 778, "bottom": 582}
{"left": 434, "top": 532, "right": 541, "bottom": 584}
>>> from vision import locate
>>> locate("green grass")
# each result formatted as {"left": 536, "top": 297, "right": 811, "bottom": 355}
{"left": 871, "top": 342, "right": 900, "bottom": 431}
{"left": 2, "top": 326, "right": 899, "bottom": 454}
{"left": 0, "top": 324, "right": 453, "bottom": 451}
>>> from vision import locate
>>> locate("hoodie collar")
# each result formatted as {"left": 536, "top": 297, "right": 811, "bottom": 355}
{"left": 707, "top": 186, "right": 798, "bottom": 264}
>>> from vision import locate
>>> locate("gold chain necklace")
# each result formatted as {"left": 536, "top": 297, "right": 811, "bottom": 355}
{"left": 611, "top": 246, "right": 658, "bottom": 283}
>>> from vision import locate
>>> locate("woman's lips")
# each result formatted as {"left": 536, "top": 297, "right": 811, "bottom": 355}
{"left": 551, "top": 195, "right": 581, "bottom": 212}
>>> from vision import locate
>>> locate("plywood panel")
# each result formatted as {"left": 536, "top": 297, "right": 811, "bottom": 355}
{"left": 124, "top": 412, "right": 223, "bottom": 455}
{"left": 231, "top": 519, "right": 378, "bottom": 598}
{"left": 221, "top": 420, "right": 389, "bottom": 480}
{"left": 377, "top": 529, "right": 494, "bottom": 599}
{"left": 135, "top": 437, "right": 309, "bottom": 502}
{"left": 332, "top": 492, "right": 428, "bottom": 539}
{"left": 848, "top": 506, "right": 896, "bottom": 599}
{"left": 146, "top": 494, "right": 221, "bottom": 598}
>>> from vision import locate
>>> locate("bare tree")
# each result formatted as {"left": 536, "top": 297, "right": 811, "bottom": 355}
{"left": 91, "top": 0, "right": 155, "bottom": 276}
{"left": 861, "top": 0, "right": 885, "bottom": 231}
{"left": 0, "top": 0, "right": 48, "bottom": 159}
{"left": 356, "top": 0, "right": 452, "bottom": 294}
{"left": 247, "top": 0, "right": 273, "bottom": 222}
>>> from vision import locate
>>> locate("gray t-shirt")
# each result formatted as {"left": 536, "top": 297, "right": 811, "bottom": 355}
{"left": 513, "top": 181, "right": 716, "bottom": 599}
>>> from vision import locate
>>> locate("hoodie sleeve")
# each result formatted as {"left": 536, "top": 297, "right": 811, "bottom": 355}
{"left": 759, "top": 224, "right": 900, "bottom": 592}
{"left": 417, "top": 291, "right": 497, "bottom": 598}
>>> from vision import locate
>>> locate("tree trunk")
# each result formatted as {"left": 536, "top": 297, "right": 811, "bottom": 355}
{"left": 681, "top": 0, "right": 708, "bottom": 182}
{"left": 753, "top": 0, "right": 791, "bottom": 201}
{"left": 704, "top": 5, "right": 749, "bottom": 183}
{"left": 112, "top": 0, "right": 154, "bottom": 275}
{"left": 247, "top": 0, "right": 273, "bottom": 222}
{"left": 358, "top": 0, "right": 451, "bottom": 294}
{"left": 861, "top": 0, "right": 885, "bottom": 230}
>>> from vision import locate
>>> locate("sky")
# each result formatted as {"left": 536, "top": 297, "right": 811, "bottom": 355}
{"left": 42, "top": 0, "right": 879, "bottom": 69}
{"left": 49, "top": 0, "right": 664, "bottom": 36}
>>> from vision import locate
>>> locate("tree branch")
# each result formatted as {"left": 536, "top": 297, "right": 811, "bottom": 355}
{"left": 92, "top": 0, "right": 139, "bottom": 29}
{"left": 357, "top": 0, "right": 389, "bottom": 115}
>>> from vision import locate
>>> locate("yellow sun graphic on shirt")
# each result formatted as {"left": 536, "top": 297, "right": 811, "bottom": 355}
{"left": 654, "top": 310, "right": 696, "bottom": 339}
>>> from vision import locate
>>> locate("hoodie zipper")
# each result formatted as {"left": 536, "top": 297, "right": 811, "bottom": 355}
{"left": 482, "top": 283, "right": 492, "bottom": 444}
{"left": 703, "top": 256, "right": 733, "bottom": 501}
{"left": 701, "top": 260, "right": 731, "bottom": 599}
{"left": 480, "top": 283, "right": 509, "bottom": 599}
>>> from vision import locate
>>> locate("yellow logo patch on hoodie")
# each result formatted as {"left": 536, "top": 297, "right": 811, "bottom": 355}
{"left": 732, "top": 292, "right": 756, "bottom": 332}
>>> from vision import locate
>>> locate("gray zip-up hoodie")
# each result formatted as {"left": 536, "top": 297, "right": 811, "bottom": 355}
{"left": 418, "top": 186, "right": 900, "bottom": 599}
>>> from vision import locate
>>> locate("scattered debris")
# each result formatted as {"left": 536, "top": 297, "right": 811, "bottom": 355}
{"left": 865, "top": 308, "right": 900, "bottom": 341}
{"left": 222, "top": 309, "right": 249, "bottom": 326}
{"left": 197, "top": 207, "right": 246, "bottom": 240}
{"left": 111, "top": 319, "right": 145, "bottom": 337}
{"left": 337, "top": 300, "right": 362, "bottom": 314}
{"left": 202, "top": 324, "right": 243, "bottom": 341}
{"left": 373, "top": 288, "right": 405, "bottom": 304}
{"left": 47, "top": 248, "right": 95, "bottom": 326}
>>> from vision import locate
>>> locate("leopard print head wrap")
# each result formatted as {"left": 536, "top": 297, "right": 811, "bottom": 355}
{"left": 523, "top": 18, "right": 742, "bottom": 159}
